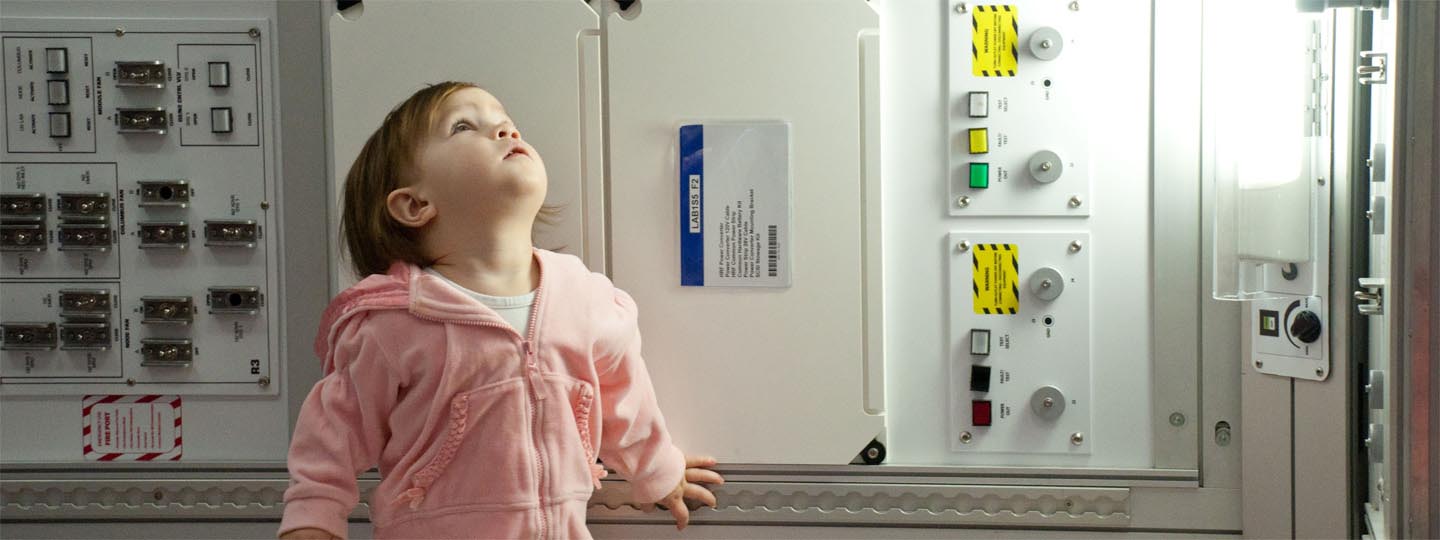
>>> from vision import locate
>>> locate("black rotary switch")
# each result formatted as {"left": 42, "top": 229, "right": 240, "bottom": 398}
{"left": 1290, "top": 310, "right": 1323, "bottom": 343}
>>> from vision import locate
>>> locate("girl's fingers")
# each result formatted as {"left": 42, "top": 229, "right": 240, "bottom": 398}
{"left": 684, "top": 455, "right": 717, "bottom": 468}
{"left": 684, "top": 483, "right": 718, "bottom": 508}
{"left": 668, "top": 497, "right": 691, "bottom": 530}
{"left": 686, "top": 468, "right": 724, "bottom": 485}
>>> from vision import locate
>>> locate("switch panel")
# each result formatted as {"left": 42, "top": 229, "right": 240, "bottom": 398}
{"left": 3, "top": 20, "right": 277, "bottom": 397}
{"left": 949, "top": 232, "right": 1091, "bottom": 454}
{"left": 4, "top": 38, "right": 97, "bottom": 153}
{"left": 948, "top": 1, "right": 1091, "bottom": 216}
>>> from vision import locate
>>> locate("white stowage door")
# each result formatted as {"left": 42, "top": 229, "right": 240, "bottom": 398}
{"left": 604, "top": 0, "right": 885, "bottom": 464}
{"left": 326, "top": 0, "right": 604, "bottom": 289}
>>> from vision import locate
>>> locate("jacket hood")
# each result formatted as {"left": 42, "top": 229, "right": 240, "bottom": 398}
{"left": 314, "top": 249, "right": 549, "bottom": 374}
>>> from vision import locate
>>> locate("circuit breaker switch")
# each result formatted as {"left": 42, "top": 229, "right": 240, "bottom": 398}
{"left": 59, "top": 289, "right": 112, "bottom": 320}
{"left": 967, "top": 91, "right": 989, "bottom": 118}
{"left": 117, "top": 108, "right": 169, "bottom": 134}
{"left": 47, "top": 80, "right": 70, "bottom": 106}
{"left": 1, "top": 322, "right": 58, "bottom": 351}
{"left": 211, "top": 107, "right": 233, "bottom": 134}
{"left": 140, "top": 339, "right": 195, "bottom": 367}
{"left": 45, "top": 48, "right": 68, "bottom": 73}
{"left": 967, "top": 128, "right": 989, "bottom": 154}
{"left": 1030, "top": 385, "right": 1067, "bottom": 420}
{"left": 968, "top": 163, "right": 990, "bottom": 189}
{"left": 970, "top": 328, "right": 991, "bottom": 355}
{"left": 208, "top": 61, "right": 231, "bottom": 87}
{"left": 49, "top": 113, "right": 71, "bottom": 138}
{"left": 972, "top": 400, "right": 993, "bottom": 427}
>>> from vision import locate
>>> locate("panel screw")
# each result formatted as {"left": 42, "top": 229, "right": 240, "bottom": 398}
{"left": 1040, "top": 39, "right": 1053, "bottom": 49}
{"left": 260, "top": 201, "right": 270, "bottom": 210}
{"left": 258, "top": 376, "right": 271, "bottom": 387}
{"left": 153, "top": 489, "right": 165, "bottom": 501}
{"left": 1042, "top": 397, "right": 1055, "bottom": 408}
{"left": 1317, "top": 177, "right": 1327, "bottom": 186}
{"left": 1214, "top": 421, "right": 1232, "bottom": 446}
{"left": 126, "top": 378, "right": 136, "bottom": 386}
{"left": 114, "top": 27, "right": 126, "bottom": 37}
{"left": 865, "top": 447, "right": 881, "bottom": 460}
{"left": 1069, "top": 240, "right": 1083, "bottom": 253}
{"left": 955, "top": 3, "right": 967, "bottom": 14}
{"left": 1040, "top": 279, "right": 1053, "bottom": 289}
{"left": 248, "top": 27, "right": 261, "bottom": 38}
{"left": 1070, "top": 432, "right": 1084, "bottom": 445}
{"left": 957, "top": 240, "right": 971, "bottom": 252}
{"left": 1069, "top": 1, "right": 1080, "bottom": 10}
{"left": 1256, "top": 360, "right": 1265, "bottom": 369}
{"left": 957, "top": 195, "right": 971, "bottom": 208}
{"left": 1316, "top": 368, "right": 1325, "bottom": 377}
{"left": 960, "top": 431, "right": 973, "bottom": 444}
{"left": 1069, "top": 196, "right": 1083, "bottom": 208}
{"left": 1169, "top": 412, "right": 1186, "bottom": 426}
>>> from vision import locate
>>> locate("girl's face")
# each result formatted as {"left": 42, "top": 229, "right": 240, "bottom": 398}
{"left": 411, "top": 88, "right": 547, "bottom": 225}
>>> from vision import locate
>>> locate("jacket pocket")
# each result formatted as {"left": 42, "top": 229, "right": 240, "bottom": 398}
{"left": 536, "top": 374, "right": 604, "bottom": 496}
{"left": 390, "top": 378, "right": 537, "bottom": 515}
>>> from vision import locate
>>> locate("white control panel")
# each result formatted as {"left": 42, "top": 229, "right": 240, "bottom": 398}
{"left": 1, "top": 19, "right": 278, "bottom": 396}
{"left": 1252, "top": 294, "right": 1327, "bottom": 381}
{"left": 947, "top": 2, "right": 1090, "bottom": 216}
{"left": 948, "top": 232, "right": 1091, "bottom": 454}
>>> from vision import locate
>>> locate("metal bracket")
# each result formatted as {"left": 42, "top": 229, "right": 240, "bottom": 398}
{"left": 1355, "top": 277, "right": 1385, "bottom": 316}
{"left": 1358, "top": 51, "right": 1388, "bottom": 85}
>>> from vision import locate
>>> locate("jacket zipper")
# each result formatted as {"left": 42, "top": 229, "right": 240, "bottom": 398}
{"left": 408, "top": 263, "right": 550, "bottom": 539}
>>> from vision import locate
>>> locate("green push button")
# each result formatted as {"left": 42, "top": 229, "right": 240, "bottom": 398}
{"left": 969, "top": 162, "right": 989, "bottom": 189}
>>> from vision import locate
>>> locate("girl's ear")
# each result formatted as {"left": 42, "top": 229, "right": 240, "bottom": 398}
{"left": 385, "top": 186, "right": 438, "bottom": 229}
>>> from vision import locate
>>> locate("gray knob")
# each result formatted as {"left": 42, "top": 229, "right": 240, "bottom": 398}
{"left": 1028, "top": 27, "right": 1064, "bottom": 61}
{"left": 1030, "top": 385, "right": 1066, "bottom": 420}
{"left": 1029, "top": 267, "right": 1065, "bottom": 301}
{"left": 1028, "top": 150, "right": 1064, "bottom": 184}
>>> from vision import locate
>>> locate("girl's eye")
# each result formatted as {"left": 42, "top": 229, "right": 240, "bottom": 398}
{"left": 451, "top": 121, "right": 474, "bottom": 134}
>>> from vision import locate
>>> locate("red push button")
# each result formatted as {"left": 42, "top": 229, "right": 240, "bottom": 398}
{"left": 972, "top": 400, "right": 993, "bottom": 427}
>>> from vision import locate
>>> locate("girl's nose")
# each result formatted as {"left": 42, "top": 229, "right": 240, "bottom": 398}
{"left": 496, "top": 128, "right": 521, "bottom": 140}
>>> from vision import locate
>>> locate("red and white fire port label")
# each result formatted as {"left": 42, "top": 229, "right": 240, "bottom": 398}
{"left": 82, "top": 395, "right": 183, "bottom": 461}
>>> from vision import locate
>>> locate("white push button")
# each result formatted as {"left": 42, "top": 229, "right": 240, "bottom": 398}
{"left": 45, "top": 48, "right": 68, "bottom": 74}
{"left": 968, "top": 91, "right": 989, "bottom": 118}
{"left": 210, "top": 107, "right": 233, "bottom": 133}
{"left": 47, "top": 80, "right": 69, "bottom": 106}
{"left": 49, "top": 112, "right": 71, "bottom": 138}
{"left": 208, "top": 62, "right": 230, "bottom": 88}
{"left": 970, "top": 329, "right": 991, "bottom": 356}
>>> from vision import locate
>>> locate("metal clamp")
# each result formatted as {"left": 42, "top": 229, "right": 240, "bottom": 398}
{"left": 1355, "top": 277, "right": 1385, "bottom": 316}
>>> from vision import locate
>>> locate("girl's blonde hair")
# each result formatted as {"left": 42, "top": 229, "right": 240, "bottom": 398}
{"left": 340, "top": 81, "right": 559, "bottom": 278}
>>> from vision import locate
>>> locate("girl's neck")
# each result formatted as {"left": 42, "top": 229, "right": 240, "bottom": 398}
{"left": 426, "top": 227, "right": 538, "bottom": 297}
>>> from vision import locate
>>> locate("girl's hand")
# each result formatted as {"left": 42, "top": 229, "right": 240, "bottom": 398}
{"left": 654, "top": 454, "right": 725, "bottom": 530}
{"left": 278, "top": 528, "right": 339, "bottom": 540}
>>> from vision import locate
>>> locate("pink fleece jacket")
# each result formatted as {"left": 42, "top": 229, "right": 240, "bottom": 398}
{"left": 278, "top": 249, "right": 685, "bottom": 539}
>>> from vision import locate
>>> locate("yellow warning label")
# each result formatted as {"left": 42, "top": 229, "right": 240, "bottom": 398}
{"left": 972, "top": 243, "right": 1019, "bottom": 314}
{"left": 972, "top": 5, "right": 1019, "bottom": 77}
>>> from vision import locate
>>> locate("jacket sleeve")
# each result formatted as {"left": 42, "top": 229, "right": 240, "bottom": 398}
{"left": 595, "top": 289, "right": 686, "bottom": 504}
{"left": 278, "top": 317, "right": 402, "bottom": 539}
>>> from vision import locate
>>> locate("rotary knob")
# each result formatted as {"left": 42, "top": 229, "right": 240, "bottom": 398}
{"left": 1290, "top": 310, "right": 1323, "bottom": 343}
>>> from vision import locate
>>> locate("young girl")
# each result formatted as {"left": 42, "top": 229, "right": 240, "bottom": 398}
{"left": 278, "top": 82, "right": 722, "bottom": 540}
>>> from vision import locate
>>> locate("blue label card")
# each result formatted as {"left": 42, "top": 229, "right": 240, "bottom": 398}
{"left": 678, "top": 122, "right": 792, "bottom": 288}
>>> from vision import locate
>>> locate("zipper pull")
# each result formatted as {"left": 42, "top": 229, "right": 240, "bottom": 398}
{"left": 522, "top": 341, "right": 534, "bottom": 356}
